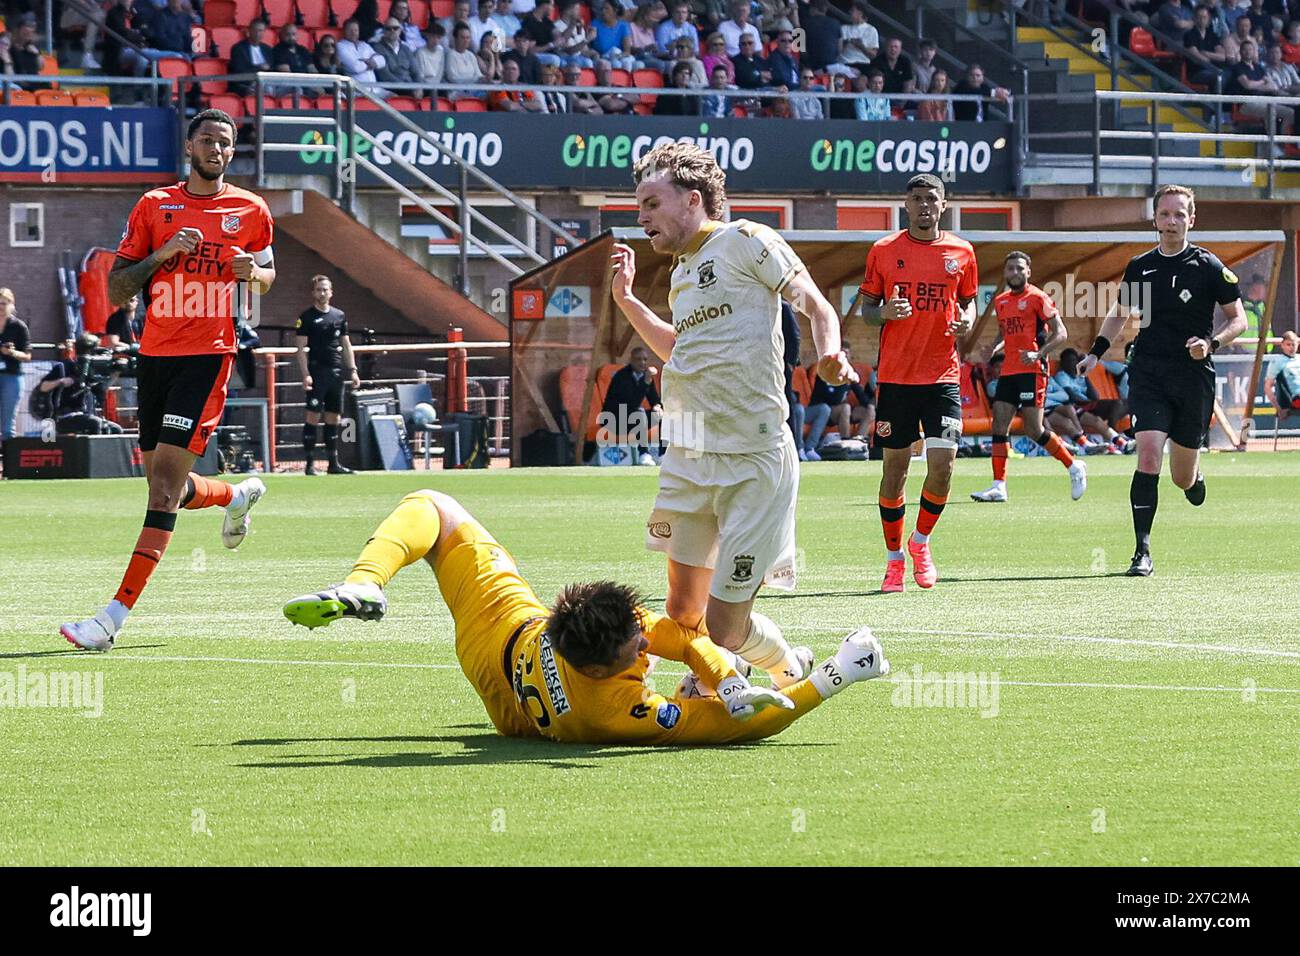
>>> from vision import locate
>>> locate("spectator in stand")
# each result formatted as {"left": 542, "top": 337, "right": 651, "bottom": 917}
{"left": 655, "top": 60, "right": 703, "bottom": 112}
{"left": 415, "top": 23, "right": 447, "bottom": 90}
{"left": 355, "top": 0, "right": 384, "bottom": 41}
{"left": 792, "top": 66, "right": 824, "bottom": 119}
{"left": 469, "top": 0, "right": 509, "bottom": 51}
{"left": 270, "top": 23, "right": 321, "bottom": 98}
{"left": 668, "top": 36, "right": 708, "bottom": 86}
{"left": 630, "top": 3, "right": 670, "bottom": 73}
{"left": 504, "top": 30, "right": 544, "bottom": 83}
{"left": 718, "top": 0, "right": 761, "bottom": 56}
{"left": 313, "top": 33, "right": 344, "bottom": 75}
{"left": 869, "top": 36, "right": 914, "bottom": 95}
{"left": 492, "top": 0, "right": 523, "bottom": 45}
{"left": 1245, "top": 0, "right": 1279, "bottom": 39}
{"left": 0, "top": 287, "right": 30, "bottom": 442}
{"left": 593, "top": 0, "right": 638, "bottom": 71}
{"left": 854, "top": 69, "right": 891, "bottom": 120}
{"left": 592, "top": 56, "right": 638, "bottom": 111}
{"left": 513, "top": 0, "right": 538, "bottom": 13}
{"left": 802, "top": 0, "right": 845, "bottom": 73}
{"left": 802, "top": 372, "right": 846, "bottom": 460}
{"left": 657, "top": 2, "right": 701, "bottom": 57}
{"left": 102, "top": 0, "right": 148, "bottom": 77}
{"left": 440, "top": 0, "right": 473, "bottom": 37}
{"left": 229, "top": 20, "right": 274, "bottom": 95}
{"left": 1233, "top": 39, "right": 1296, "bottom": 134}
{"left": 478, "top": 29, "right": 505, "bottom": 81}
{"left": 554, "top": 1, "right": 597, "bottom": 68}
{"left": 103, "top": 294, "right": 141, "bottom": 351}
{"left": 561, "top": 62, "right": 603, "bottom": 111}
{"left": 136, "top": 0, "right": 193, "bottom": 74}
{"left": 767, "top": 29, "right": 799, "bottom": 89}
{"left": 376, "top": 16, "right": 425, "bottom": 89}
{"left": 701, "top": 31, "right": 735, "bottom": 83}
{"left": 756, "top": 0, "right": 797, "bottom": 35}
{"left": 733, "top": 33, "right": 772, "bottom": 90}
{"left": 838, "top": 1, "right": 878, "bottom": 73}
{"left": 701, "top": 61, "right": 734, "bottom": 115}
{"left": 373, "top": 0, "right": 425, "bottom": 49}
{"left": 489, "top": 57, "right": 545, "bottom": 109}
{"left": 1279, "top": 20, "right": 1300, "bottom": 63}
{"left": 1054, "top": 348, "right": 1133, "bottom": 453}
{"left": 1184, "top": 4, "right": 1228, "bottom": 90}
{"left": 1264, "top": 40, "right": 1300, "bottom": 92}
{"left": 952, "top": 62, "right": 1010, "bottom": 121}
{"left": 339, "top": 17, "right": 388, "bottom": 85}
{"left": 916, "top": 68, "right": 952, "bottom": 121}
{"left": 521, "top": 0, "right": 562, "bottom": 67}
{"left": 912, "top": 38, "right": 939, "bottom": 93}
{"left": 601, "top": 347, "right": 662, "bottom": 465}
{"left": 1154, "top": 0, "right": 1196, "bottom": 40}
{"left": 828, "top": 70, "right": 856, "bottom": 118}
{"left": 1265, "top": 329, "right": 1299, "bottom": 413}
{"left": 540, "top": 62, "right": 568, "bottom": 110}
{"left": 779, "top": 302, "right": 805, "bottom": 454}
{"left": 693, "top": 0, "right": 729, "bottom": 32}
{"left": 1224, "top": 12, "right": 1255, "bottom": 61}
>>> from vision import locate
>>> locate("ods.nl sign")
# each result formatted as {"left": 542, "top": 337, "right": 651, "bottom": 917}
{"left": 0, "top": 107, "right": 177, "bottom": 183}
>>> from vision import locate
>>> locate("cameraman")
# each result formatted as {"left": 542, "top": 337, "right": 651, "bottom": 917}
{"left": 38, "top": 333, "right": 124, "bottom": 435}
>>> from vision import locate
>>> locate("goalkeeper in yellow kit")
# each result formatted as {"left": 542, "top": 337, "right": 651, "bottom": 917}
{"left": 282, "top": 490, "right": 889, "bottom": 745}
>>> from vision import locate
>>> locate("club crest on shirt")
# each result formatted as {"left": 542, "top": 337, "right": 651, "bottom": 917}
{"left": 697, "top": 259, "right": 717, "bottom": 289}
{"left": 1018, "top": 299, "right": 1027, "bottom": 310}
{"left": 731, "top": 553, "right": 755, "bottom": 582}
{"left": 943, "top": 257, "right": 960, "bottom": 275}
{"left": 222, "top": 214, "right": 241, "bottom": 234}
{"left": 1179, "top": 288, "right": 1192, "bottom": 303}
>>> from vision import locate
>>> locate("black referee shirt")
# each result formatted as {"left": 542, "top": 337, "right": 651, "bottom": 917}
{"left": 295, "top": 306, "right": 348, "bottom": 372}
{"left": 1119, "top": 243, "right": 1240, "bottom": 373}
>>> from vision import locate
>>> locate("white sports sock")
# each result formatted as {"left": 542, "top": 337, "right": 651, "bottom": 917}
{"left": 992, "top": 479, "right": 1006, "bottom": 490}
{"left": 104, "top": 599, "right": 129, "bottom": 630}
{"left": 911, "top": 530, "right": 930, "bottom": 546}
{"left": 887, "top": 549, "right": 905, "bottom": 561}
{"left": 226, "top": 484, "right": 247, "bottom": 510}
{"left": 734, "top": 612, "right": 801, "bottom": 686}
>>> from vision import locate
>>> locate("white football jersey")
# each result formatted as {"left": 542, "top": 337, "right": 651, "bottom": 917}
{"left": 662, "top": 219, "right": 804, "bottom": 453}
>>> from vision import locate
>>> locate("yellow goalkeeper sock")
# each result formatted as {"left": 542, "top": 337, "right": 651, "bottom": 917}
{"left": 345, "top": 491, "right": 442, "bottom": 588}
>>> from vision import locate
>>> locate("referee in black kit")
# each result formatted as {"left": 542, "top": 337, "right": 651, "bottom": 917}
{"left": 295, "top": 274, "right": 361, "bottom": 475}
{"left": 1080, "top": 185, "right": 1248, "bottom": 577}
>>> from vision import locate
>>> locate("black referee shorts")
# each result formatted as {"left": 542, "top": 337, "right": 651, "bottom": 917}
{"left": 1128, "top": 364, "right": 1215, "bottom": 450}
{"left": 305, "top": 368, "right": 345, "bottom": 415}
{"left": 873, "top": 382, "right": 963, "bottom": 449}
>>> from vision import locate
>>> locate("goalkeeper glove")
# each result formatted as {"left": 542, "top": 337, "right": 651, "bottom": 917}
{"left": 717, "top": 674, "right": 795, "bottom": 721}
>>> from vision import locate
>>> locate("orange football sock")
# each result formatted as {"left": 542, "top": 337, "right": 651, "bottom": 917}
{"left": 112, "top": 510, "right": 177, "bottom": 609}
{"left": 1038, "top": 430, "right": 1075, "bottom": 468}
{"left": 915, "top": 489, "right": 948, "bottom": 538}
{"left": 878, "top": 494, "right": 905, "bottom": 554}
{"left": 182, "top": 474, "right": 234, "bottom": 510}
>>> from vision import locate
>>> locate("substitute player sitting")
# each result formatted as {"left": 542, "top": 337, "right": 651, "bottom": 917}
{"left": 282, "top": 491, "right": 889, "bottom": 745}
{"left": 970, "top": 250, "right": 1087, "bottom": 503}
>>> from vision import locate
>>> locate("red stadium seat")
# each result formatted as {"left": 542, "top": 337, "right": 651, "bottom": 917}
{"left": 608, "top": 68, "right": 631, "bottom": 86}
{"left": 262, "top": 0, "right": 297, "bottom": 26}
{"left": 632, "top": 68, "right": 661, "bottom": 106}
{"left": 430, "top": 0, "right": 454, "bottom": 18}
{"left": 453, "top": 97, "right": 486, "bottom": 111}
{"left": 407, "top": 0, "right": 430, "bottom": 28}
{"left": 434, "top": 95, "right": 453, "bottom": 110}
{"left": 156, "top": 58, "right": 194, "bottom": 95}
{"left": 210, "top": 27, "right": 244, "bottom": 56}
{"left": 192, "top": 57, "right": 230, "bottom": 94}
{"left": 377, "top": 0, "right": 393, "bottom": 22}
{"left": 243, "top": 93, "right": 285, "bottom": 113}
{"left": 234, "top": 0, "right": 261, "bottom": 25}
{"left": 387, "top": 95, "right": 421, "bottom": 110}
{"left": 208, "top": 92, "right": 246, "bottom": 117}
{"left": 5, "top": 90, "right": 37, "bottom": 106}
{"left": 36, "top": 88, "right": 77, "bottom": 106}
{"left": 1129, "top": 27, "right": 1176, "bottom": 63}
{"left": 331, "top": 0, "right": 360, "bottom": 21}
{"left": 353, "top": 97, "right": 383, "bottom": 109}
{"left": 205, "top": 0, "right": 238, "bottom": 26}
{"left": 577, "top": 67, "right": 596, "bottom": 86}
{"left": 73, "top": 91, "right": 111, "bottom": 107}
{"left": 297, "top": 0, "right": 332, "bottom": 27}
{"left": 313, "top": 95, "right": 339, "bottom": 109}
{"left": 632, "top": 102, "right": 653, "bottom": 114}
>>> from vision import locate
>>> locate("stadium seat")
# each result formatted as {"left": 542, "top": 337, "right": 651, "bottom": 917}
{"left": 632, "top": 102, "right": 653, "bottom": 115}
{"left": 387, "top": 95, "right": 421, "bottom": 110}
{"left": 959, "top": 362, "right": 1025, "bottom": 436}
{"left": 156, "top": 58, "right": 193, "bottom": 94}
{"left": 233, "top": 0, "right": 262, "bottom": 25}
{"left": 262, "top": 0, "right": 296, "bottom": 26}
{"left": 39, "top": 53, "right": 59, "bottom": 77}
{"left": 577, "top": 68, "right": 596, "bottom": 86}
{"left": 558, "top": 364, "right": 598, "bottom": 442}
{"left": 36, "top": 89, "right": 77, "bottom": 106}
{"left": 1129, "top": 27, "right": 1177, "bottom": 63}
{"left": 453, "top": 97, "right": 487, "bottom": 111}
{"left": 377, "top": 0, "right": 393, "bottom": 22}
{"left": 209, "top": 92, "right": 246, "bottom": 117}
{"left": 243, "top": 93, "right": 284, "bottom": 113}
{"left": 632, "top": 68, "right": 661, "bottom": 106}
{"left": 191, "top": 26, "right": 209, "bottom": 55}
{"left": 1085, "top": 363, "right": 1132, "bottom": 431}
{"left": 5, "top": 89, "right": 36, "bottom": 105}
{"left": 78, "top": 248, "right": 118, "bottom": 334}
{"left": 192, "top": 57, "right": 230, "bottom": 94}
{"left": 313, "top": 26, "right": 343, "bottom": 43}
{"left": 608, "top": 68, "right": 631, "bottom": 86}
{"left": 792, "top": 365, "right": 812, "bottom": 408}
{"left": 313, "top": 94, "right": 340, "bottom": 109}
{"left": 331, "top": 0, "right": 360, "bottom": 22}
{"left": 408, "top": 0, "right": 430, "bottom": 28}
{"left": 209, "top": 27, "right": 243, "bottom": 57}
{"left": 73, "top": 90, "right": 111, "bottom": 107}
{"left": 353, "top": 96, "right": 383, "bottom": 109}
{"left": 430, "top": 0, "right": 454, "bottom": 17}
{"left": 205, "top": 0, "right": 238, "bottom": 26}
{"left": 434, "top": 96, "right": 454, "bottom": 110}
{"left": 298, "top": 0, "right": 331, "bottom": 27}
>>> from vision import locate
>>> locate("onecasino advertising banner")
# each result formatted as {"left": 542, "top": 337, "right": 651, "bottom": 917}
{"left": 268, "top": 113, "right": 1014, "bottom": 193}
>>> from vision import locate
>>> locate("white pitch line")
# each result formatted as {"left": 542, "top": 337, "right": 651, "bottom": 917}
{"left": 892, "top": 677, "right": 1300, "bottom": 695}
{"left": 105, "top": 654, "right": 455, "bottom": 670}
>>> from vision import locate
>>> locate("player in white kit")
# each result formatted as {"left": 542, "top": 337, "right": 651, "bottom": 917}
{"left": 610, "top": 143, "right": 854, "bottom": 688}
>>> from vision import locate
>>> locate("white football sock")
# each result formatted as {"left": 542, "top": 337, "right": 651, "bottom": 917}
{"left": 104, "top": 600, "right": 129, "bottom": 630}
{"left": 911, "top": 530, "right": 930, "bottom": 545}
{"left": 887, "top": 549, "right": 905, "bottom": 561}
{"left": 734, "top": 612, "right": 802, "bottom": 687}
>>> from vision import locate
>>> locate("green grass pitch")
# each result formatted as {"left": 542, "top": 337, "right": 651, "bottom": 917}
{"left": 1, "top": 454, "right": 1297, "bottom": 866}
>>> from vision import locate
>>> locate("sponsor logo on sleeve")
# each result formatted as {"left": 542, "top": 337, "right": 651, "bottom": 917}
{"left": 1222, "top": 267, "right": 1239, "bottom": 284}
{"left": 538, "top": 633, "right": 571, "bottom": 717}
{"left": 655, "top": 701, "right": 681, "bottom": 729}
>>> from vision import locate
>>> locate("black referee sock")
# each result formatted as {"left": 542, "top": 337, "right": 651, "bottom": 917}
{"left": 303, "top": 423, "right": 317, "bottom": 459}
{"left": 1130, "top": 470, "right": 1159, "bottom": 556}
{"left": 323, "top": 423, "right": 338, "bottom": 459}
{"left": 1185, "top": 472, "right": 1206, "bottom": 507}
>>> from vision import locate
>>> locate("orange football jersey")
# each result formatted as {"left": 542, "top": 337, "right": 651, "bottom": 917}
{"left": 994, "top": 284, "right": 1058, "bottom": 376}
{"left": 860, "top": 230, "right": 979, "bottom": 385}
{"left": 117, "top": 182, "right": 274, "bottom": 357}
